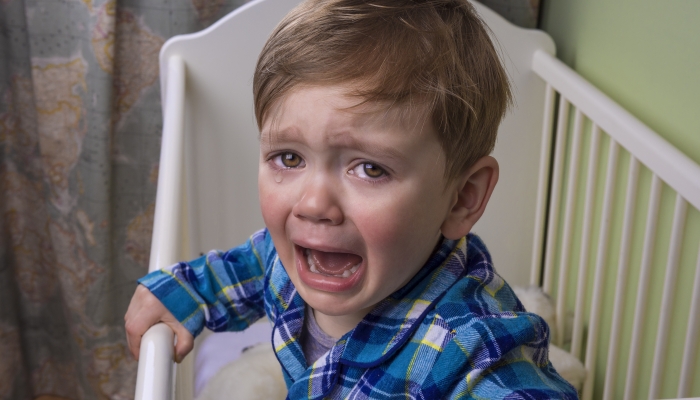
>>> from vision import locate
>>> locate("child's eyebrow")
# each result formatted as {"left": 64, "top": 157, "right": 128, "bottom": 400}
{"left": 259, "top": 127, "right": 303, "bottom": 147}
{"left": 326, "top": 132, "right": 407, "bottom": 163}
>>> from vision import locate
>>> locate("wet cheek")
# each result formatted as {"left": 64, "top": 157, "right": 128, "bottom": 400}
{"left": 258, "top": 185, "right": 294, "bottom": 263}
{"left": 260, "top": 195, "right": 281, "bottom": 227}
{"left": 259, "top": 176, "right": 292, "bottom": 221}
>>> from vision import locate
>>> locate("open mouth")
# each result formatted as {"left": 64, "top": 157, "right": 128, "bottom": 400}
{"left": 304, "top": 248, "right": 362, "bottom": 278}
{"left": 295, "top": 245, "right": 365, "bottom": 292}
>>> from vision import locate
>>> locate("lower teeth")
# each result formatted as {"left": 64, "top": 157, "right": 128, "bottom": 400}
{"left": 306, "top": 250, "right": 359, "bottom": 278}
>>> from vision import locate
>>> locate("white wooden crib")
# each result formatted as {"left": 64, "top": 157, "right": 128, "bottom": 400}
{"left": 134, "top": 0, "right": 700, "bottom": 398}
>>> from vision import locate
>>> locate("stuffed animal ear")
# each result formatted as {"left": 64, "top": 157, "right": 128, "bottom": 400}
{"left": 440, "top": 156, "right": 499, "bottom": 240}
{"left": 548, "top": 344, "right": 587, "bottom": 392}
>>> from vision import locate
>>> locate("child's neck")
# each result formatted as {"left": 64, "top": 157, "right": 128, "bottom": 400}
{"left": 311, "top": 306, "right": 373, "bottom": 339}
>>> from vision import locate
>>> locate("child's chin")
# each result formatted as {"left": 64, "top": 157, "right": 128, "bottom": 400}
{"left": 295, "top": 280, "right": 368, "bottom": 313}
{"left": 302, "top": 293, "right": 374, "bottom": 325}
{"left": 305, "top": 299, "right": 358, "bottom": 317}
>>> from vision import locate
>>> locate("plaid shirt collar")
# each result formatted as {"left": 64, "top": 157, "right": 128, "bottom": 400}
{"left": 269, "top": 235, "right": 470, "bottom": 392}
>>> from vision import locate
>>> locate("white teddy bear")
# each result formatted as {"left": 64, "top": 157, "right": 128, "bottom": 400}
{"left": 512, "top": 285, "right": 586, "bottom": 392}
{"left": 196, "top": 342, "right": 287, "bottom": 400}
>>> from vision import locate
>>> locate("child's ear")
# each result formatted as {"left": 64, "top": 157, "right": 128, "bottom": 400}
{"left": 440, "top": 156, "right": 499, "bottom": 240}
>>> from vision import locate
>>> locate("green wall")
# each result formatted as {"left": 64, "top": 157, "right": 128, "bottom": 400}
{"left": 539, "top": 1, "right": 700, "bottom": 399}
{"left": 541, "top": 0, "right": 700, "bottom": 165}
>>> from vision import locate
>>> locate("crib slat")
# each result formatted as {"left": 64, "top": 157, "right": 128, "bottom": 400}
{"left": 624, "top": 174, "right": 662, "bottom": 400}
{"left": 602, "top": 156, "right": 640, "bottom": 400}
{"left": 648, "top": 194, "right": 688, "bottom": 400}
{"left": 543, "top": 96, "right": 571, "bottom": 294}
{"left": 531, "top": 84, "right": 557, "bottom": 286}
{"left": 570, "top": 123, "right": 601, "bottom": 358}
{"left": 555, "top": 108, "right": 585, "bottom": 346}
{"left": 677, "top": 243, "right": 700, "bottom": 398}
{"left": 581, "top": 138, "right": 619, "bottom": 400}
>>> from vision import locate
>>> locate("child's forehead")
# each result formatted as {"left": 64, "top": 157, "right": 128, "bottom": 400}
{"left": 262, "top": 84, "right": 433, "bottom": 138}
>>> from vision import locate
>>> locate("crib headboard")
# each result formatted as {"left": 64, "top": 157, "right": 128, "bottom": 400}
{"left": 461, "top": 4, "right": 554, "bottom": 287}
{"left": 136, "top": 0, "right": 700, "bottom": 398}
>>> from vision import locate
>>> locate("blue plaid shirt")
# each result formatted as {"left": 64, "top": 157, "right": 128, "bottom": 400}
{"left": 139, "top": 229, "right": 578, "bottom": 399}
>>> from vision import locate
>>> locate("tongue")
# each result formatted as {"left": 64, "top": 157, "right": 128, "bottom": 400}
{"left": 309, "top": 249, "right": 362, "bottom": 274}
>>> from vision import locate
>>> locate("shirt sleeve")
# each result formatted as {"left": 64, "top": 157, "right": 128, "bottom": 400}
{"left": 137, "top": 229, "right": 273, "bottom": 337}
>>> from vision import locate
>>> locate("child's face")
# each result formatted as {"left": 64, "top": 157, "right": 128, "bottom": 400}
{"left": 258, "top": 85, "right": 459, "bottom": 328}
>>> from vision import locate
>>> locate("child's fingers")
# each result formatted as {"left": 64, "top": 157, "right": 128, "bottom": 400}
{"left": 170, "top": 323, "right": 195, "bottom": 363}
{"left": 125, "top": 314, "right": 146, "bottom": 360}
{"left": 126, "top": 335, "right": 140, "bottom": 360}
{"left": 123, "top": 284, "right": 194, "bottom": 363}
{"left": 124, "top": 285, "right": 171, "bottom": 360}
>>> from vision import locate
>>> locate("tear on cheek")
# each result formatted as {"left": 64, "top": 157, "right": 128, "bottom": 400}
{"left": 274, "top": 170, "right": 283, "bottom": 183}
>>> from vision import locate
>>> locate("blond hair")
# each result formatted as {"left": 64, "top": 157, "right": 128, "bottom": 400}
{"left": 253, "top": 0, "right": 511, "bottom": 180}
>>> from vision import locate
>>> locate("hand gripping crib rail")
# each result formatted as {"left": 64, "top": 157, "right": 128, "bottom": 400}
{"left": 134, "top": 0, "right": 700, "bottom": 398}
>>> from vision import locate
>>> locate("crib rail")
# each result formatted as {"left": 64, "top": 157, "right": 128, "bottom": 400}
{"left": 531, "top": 51, "right": 700, "bottom": 211}
{"left": 134, "top": 54, "right": 186, "bottom": 400}
{"left": 135, "top": 324, "right": 176, "bottom": 400}
{"left": 531, "top": 50, "right": 700, "bottom": 400}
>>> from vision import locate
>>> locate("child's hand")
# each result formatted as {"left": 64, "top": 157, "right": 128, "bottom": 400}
{"left": 124, "top": 285, "right": 194, "bottom": 362}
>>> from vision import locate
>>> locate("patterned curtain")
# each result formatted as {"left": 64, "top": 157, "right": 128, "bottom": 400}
{"left": 0, "top": 0, "right": 246, "bottom": 398}
{"left": 0, "top": 0, "right": 539, "bottom": 398}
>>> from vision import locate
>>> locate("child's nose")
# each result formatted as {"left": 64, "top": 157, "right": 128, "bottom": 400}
{"left": 292, "top": 176, "right": 343, "bottom": 225}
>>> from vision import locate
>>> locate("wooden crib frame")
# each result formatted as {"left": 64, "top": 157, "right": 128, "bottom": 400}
{"left": 134, "top": 0, "right": 700, "bottom": 398}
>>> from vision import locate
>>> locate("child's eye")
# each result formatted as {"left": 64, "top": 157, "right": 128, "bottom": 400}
{"left": 273, "top": 152, "right": 304, "bottom": 169}
{"left": 349, "top": 162, "right": 387, "bottom": 180}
